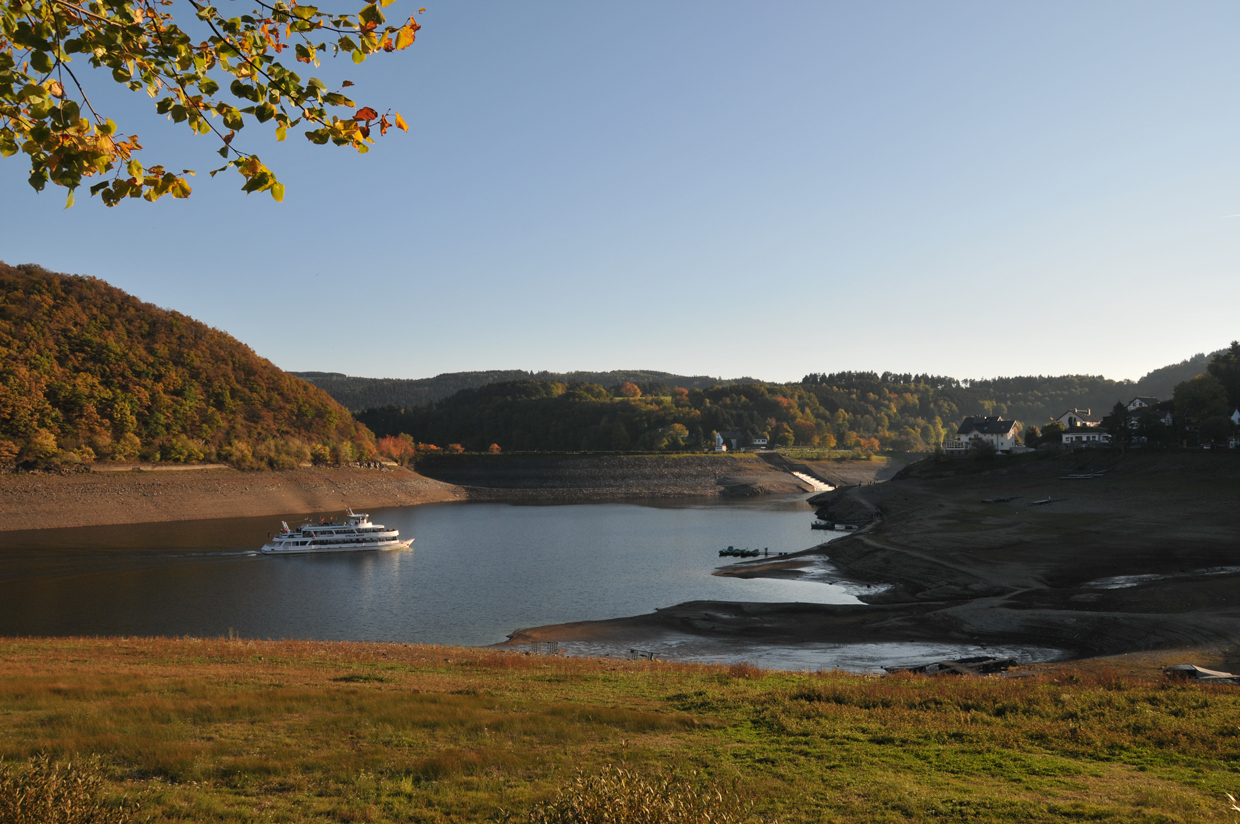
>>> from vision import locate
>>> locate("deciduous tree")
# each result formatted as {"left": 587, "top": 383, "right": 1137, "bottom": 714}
{"left": 1, "top": 0, "right": 420, "bottom": 205}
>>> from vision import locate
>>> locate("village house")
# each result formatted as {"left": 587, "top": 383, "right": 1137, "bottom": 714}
{"left": 1126, "top": 396, "right": 1160, "bottom": 412}
{"left": 943, "top": 416, "right": 1020, "bottom": 454}
{"left": 1063, "top": 430, "right": 1112, "bottom": 447}
{"left": 1054, "top": 408, "right": 1101, "bottom": 428}
{"left": 1125, "top": 396, "right": 1173, "bottom": 430}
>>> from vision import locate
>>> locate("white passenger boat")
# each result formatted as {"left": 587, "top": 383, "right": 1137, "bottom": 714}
{"left": 261, "top": 508, "right": 412, "bottom": 555}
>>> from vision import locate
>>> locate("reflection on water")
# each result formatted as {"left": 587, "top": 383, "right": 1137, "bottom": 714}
{"left": 0, "top": 496, "right": 854, "bottom": 647}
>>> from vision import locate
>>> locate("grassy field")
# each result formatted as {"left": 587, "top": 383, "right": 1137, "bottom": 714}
{"left": 1, "top": 638, "right": 1238, "bottom": 823}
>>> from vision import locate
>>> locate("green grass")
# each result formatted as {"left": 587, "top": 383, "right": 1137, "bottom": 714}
{"left": 0, "top": 638, "right": 1237, "bottom": 823}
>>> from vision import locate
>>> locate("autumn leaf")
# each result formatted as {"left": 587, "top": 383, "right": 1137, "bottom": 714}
{"left": 353, "top": 107, "right": 379, "bottom": 122}
{"left": 395, "top": 23, "right": 419, "bottom": 50}
{"left": 394, "top": 112, "right": 408, "bottom": 132}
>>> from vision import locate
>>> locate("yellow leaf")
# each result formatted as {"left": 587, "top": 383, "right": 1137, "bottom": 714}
{"left": 394, "top": 112, "right": 408, "bottom": 132}
{"left": 271, "top": 182, "right": 285, "bottom": 202}
{"left": 395, "top": 24, "right": 417, "bottom": 50}
{"left": 276, "top": 125, "right": 287, "bottom": 141}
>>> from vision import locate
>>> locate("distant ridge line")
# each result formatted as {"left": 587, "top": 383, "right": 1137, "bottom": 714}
{"left": 292, "top": 369, "right": 756, "bottom": 412}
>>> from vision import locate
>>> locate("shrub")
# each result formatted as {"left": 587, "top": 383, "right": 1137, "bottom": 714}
{"left": 0, "top": 754, "right": 141, "bottom": 824}
{"left": 496, "top": 765, "right": 760, "bottom": 824}
{"left": 219, "top": 440, "right": 256, "bottom": 469}
{"left": 0, "top": 440, "right": 17, "bottom": 469}
{"left": 254, "top": 437, "right": 311, "bottom": 470}
{"left": 16, "top": 429, "right": 58, "bottom": 466}
{"left": 111, "top": 434, "right": 141, "bottom": 461}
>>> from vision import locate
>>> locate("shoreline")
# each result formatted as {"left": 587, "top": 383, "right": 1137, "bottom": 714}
{"left": 0, "top": 466, "right": 466, "bottom": 531}
{"left": 501, "top": 452, "right": 1240, "bottom": 670}
{"left": 0, "top": 452, "right": 829, "bottom": 531}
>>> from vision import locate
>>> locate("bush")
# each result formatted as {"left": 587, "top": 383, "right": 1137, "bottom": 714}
{"left": 0, "top": 753, "right": 141, "bottom": 824}
{"left": 496, "top": 765, "right": 760, "bottom": 824}
{"left": 16, "top": 429, "right": 58, "bottom": 466}
{"left": 111, "top": 434, "right": 141, "bottom": 461}
{"left": 254, "top": 437, "right": 311, "bottom": 470}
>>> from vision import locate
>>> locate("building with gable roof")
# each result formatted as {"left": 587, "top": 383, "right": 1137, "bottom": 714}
{"left": 1054, "top": 408, "right": 1101, "bottom": 428}
{"left": 1126, "top": 396, "right": 1160, "bottom": 411}
{"left": 943, "top": 416, "right": 1020, "bottom": 454}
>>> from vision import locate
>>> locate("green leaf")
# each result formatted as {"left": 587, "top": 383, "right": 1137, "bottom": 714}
{"left": 351, "top": 50, "right": 365, "bottom": 64}
{"left": 64, "top": 189, "right": 74, "bottom": 208}
{"left": 358, "top": 4, "right": 385, "bottom": 26}
{"left": 30, "top": 50, "right": 53, "bottom": 73}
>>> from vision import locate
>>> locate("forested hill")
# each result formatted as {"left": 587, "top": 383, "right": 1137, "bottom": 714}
{"left": 0, "top": 263, "right": 372, "bottom": 469}
{"left": 357, "top": 351, "right": 1229, "bottom": 454}
{"left": 293, "top": 369, "right": 753, "bottom": 411}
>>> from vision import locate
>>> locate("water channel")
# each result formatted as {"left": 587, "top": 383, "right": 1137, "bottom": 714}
{"left": 0, "top": 496, "right": 1059, "bottom": 670}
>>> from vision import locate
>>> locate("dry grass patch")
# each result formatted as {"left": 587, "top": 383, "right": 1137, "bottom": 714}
{"left": 1, "top": 639, "right": 1238, "bottom": 822}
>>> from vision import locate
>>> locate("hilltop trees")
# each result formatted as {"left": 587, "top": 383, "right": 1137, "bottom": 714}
{"left": 1206, "top": 341, "right": 1240, "bottom": 412}
{"left": 0, "top": 263, "right": 373, "bottom": 469}
{"left": 1, "top": 0, "right": 419, "bottom": 204}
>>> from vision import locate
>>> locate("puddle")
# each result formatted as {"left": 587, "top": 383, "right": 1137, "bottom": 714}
{"left": 514, "top": 635, "right": 1065, "bottom": 674}
{"left": 1086, "top": 566, "right": 1240, "bottom": 590}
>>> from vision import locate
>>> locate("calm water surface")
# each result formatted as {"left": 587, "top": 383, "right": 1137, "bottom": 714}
{"left": 0, "top": 496, "right": 855, "bottom": 646}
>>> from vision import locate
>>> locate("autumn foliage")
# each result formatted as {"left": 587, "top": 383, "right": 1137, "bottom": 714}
{"left": 0, "top": 263, "right": 373, "bottom": 470}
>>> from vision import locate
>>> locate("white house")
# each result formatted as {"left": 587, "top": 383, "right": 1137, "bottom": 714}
{"left": 943, "top": 416, "right": 1020, "bottom": 454}
{"left": 1127, "top": 403, "right": 1173, "bottom": 430}
{"left": 1126, "top": 396, "right": 1160, "bottom": 412}
{"left": 751, "top": 437, "right": 769, "bottom": 449}
{"left": 714, "top": 432, "right": 727, "bottom": 452}
{"left": 1055, "top": 408, "right": 1101, "bottom": 428}
{"left": 1063, "top": 430, "right": 1112, "bottom": 446}
{"left": 1232, "top": 409, "right": 1240, "bottom": 426}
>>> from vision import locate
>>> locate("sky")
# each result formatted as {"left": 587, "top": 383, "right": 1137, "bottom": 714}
{"left": 2, "top": 1, "right": 1238, "bottom": 383}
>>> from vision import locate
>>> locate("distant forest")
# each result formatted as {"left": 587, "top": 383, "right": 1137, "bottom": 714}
{"left": 356, "top": 350, "right": 1225, "bottom": 454}
{"left": 0, "top": 264, "right": 373, "bottom": 470}
{"left": 355, "top": 349, "right": 1228, "bottom": 454}
{"left": 293, "top": 369, "right": 754, "bottom": 411}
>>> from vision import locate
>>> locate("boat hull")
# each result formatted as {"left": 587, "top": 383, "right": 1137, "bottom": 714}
{"left": 260, "top": 539, "right": 413, "bottom": 555}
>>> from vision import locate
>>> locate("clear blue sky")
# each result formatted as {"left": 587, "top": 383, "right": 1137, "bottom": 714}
{"left": 3, "top": 2, "right": 1238, "bottom": 383}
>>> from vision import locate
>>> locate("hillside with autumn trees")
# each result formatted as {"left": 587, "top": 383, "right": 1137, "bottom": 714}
{"left": 357, "top": 357, "right": 1230, "bottom": 455}
{"left": 359, "top": 378, "right": 954, "bottom": 454}
{"left": 0, "top": 263, "right": 374, "bottom": 470}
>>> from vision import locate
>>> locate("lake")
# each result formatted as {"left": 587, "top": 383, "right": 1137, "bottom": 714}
{"left": 0, "top": 495, "right": 856, "bottom": 646}
{"left": 0, "top": 496, "right": 1062, "bottom": 670}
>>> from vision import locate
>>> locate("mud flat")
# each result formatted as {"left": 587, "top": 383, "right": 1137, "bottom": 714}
{"left": 0, "top": 465, "right": 464, "bottom": 531}
{"left": 509, "top": 451, "right": 1240, "bottom": 670}
{"left": 413, "top": 453, "right": 814, "bottom": 500}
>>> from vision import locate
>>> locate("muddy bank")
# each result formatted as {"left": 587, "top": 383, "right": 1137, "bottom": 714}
{"left": 413, "top": 453, "right": 813, "bottom": 500}
{"left": 0, "top": 466, "right": 464, "bottom": 531}
{"left": 508, "top": 451, "right": 1240, "bottom": 669}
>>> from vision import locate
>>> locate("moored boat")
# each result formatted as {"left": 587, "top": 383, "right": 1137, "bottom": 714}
{"left": 261, "top": 508, "right": 412, "bottom": 555}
